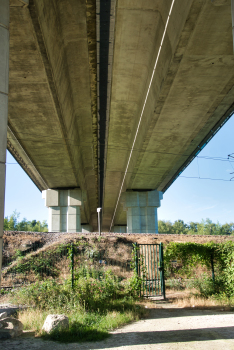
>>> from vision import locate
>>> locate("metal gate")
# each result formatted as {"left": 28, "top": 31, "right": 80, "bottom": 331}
{"left": 134, "top": 243, "right": 165, "bottom": 298}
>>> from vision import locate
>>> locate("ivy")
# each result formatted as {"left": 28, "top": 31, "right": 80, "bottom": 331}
{"left": 164, "top": 241, "right": 234, "bottom": 297}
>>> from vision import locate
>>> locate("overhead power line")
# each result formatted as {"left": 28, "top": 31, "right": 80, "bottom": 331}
{"left": 5, "top": 161, "right": 234, "bottom": 182}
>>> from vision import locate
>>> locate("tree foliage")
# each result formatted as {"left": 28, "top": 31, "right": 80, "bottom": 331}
{"left": 4, "top": 211, "right": 48, "bottom": 232}
{"left": 158, "top": 218, "right": 234, "bottom": 235}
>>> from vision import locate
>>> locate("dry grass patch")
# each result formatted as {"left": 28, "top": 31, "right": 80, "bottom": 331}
{"left": 166, "top": 289, "right": 234, "bottom": 310}
{"left": 18, "top": 308, "right": 47, "bottom": 335}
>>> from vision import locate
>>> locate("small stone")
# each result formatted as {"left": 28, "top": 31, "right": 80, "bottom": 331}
{"left": 0, "top": 312, "right": 7, "bottom": 319}
{"left": 42, "top": 314, "right": 69, "bottom": 334}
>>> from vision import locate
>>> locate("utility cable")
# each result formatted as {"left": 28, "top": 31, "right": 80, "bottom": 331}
{"left": 5, "top": 161, "right": 234, "bottom": 181}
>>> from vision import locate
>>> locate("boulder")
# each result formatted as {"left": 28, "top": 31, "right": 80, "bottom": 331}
{"left": 42, "top": 314, "right": 69, "bottom": 333}
{"left": 0, "top": 317, "right": 24, "bottom": 338}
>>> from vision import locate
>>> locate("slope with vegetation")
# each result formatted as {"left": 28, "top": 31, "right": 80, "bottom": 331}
{"left": 1, "top": 229, "right": 234, "bottom": 341}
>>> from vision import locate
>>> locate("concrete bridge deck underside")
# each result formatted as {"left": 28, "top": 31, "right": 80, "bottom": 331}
{"left": 5, "top": 0, "right": 234, "bottom": 231}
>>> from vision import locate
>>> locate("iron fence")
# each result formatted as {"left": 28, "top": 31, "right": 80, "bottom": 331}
{"left": 136, "top": 243, "right": 165, "bottom": 298}
{"left": 1, "top": 241, "right": 134, "bottom": 288}
{"left": 1, "top": 240, "right": 165, "bottom": 299}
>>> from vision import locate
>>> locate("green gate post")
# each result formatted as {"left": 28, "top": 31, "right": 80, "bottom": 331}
{"left": 134, "top": 242, "right": 141, "bottom": 297}
{"left": 210, "top": 252, "right": 215, "bottom": 283}
{"left": 71, "top": 243, "right": 74, "bottom": 289}
{"left": 159, "top": 243, "right": 166, "bottom": 299}
{"left": 134, "top": 242, "right": 139, "bottom": 275}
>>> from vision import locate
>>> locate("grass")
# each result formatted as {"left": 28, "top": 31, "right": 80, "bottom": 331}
{"left": 18, "top": 304, "right": 144, "bottom": 342}
{"left": 9, "top": 269, "right": 146, "bottom": 343}
{"left": 166, "top": 283, "right": 234, "bottom": 310}
{"left": 173, "top": 294, "right": 233, "bottom": 309}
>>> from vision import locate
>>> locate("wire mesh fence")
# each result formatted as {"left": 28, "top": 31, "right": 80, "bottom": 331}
{"left": 1, "top": 241, "right": 134, "bottom": 288}
{"left": 1, "top": 239, "right": 166, "bottom": 299}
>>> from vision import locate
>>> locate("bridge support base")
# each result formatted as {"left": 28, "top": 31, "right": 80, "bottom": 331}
{"left": 42, "top": 188, "right": 82, "bottom": 232}
{"left": 113, "top": 225, "right": 127, "bottom": 233}
{"left": 81, "top": 224, "right": 93, "bottom": 233}
{"left": 0, "top": 0, "right": 9, "bottom": 286}
{"left": 125, "top": 190, "right": 163, "bottom": 234}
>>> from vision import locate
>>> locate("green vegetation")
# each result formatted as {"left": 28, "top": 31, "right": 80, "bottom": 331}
{"left": 6, "top": 244, "right": 67, "bottom": 278}
{"left": 164, "top": 241, "right": 234, "bottom": 299}
{"left": 6, "top": 241, "right": 144, "bottom": 342}
{"left": 12, "top": 268, "right": 144, "bottom": 342}
{"left": 158, "top": 218, "right": 234, "bottom": 235}
{"left": 4, "top": 211, "right": 48, "bottom": 232}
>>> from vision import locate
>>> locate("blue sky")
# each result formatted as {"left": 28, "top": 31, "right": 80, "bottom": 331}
{"left": 158, "top": 115, "right": 234, "bottom": 224}
{"left": 4, "top": 115, "right": 234, "bottom": 225}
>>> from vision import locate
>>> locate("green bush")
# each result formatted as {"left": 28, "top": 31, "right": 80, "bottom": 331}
{"left": 164, "top": 241, "right": 234, "bottom": 298}
{"left": 123, "top": 273, "right": 142, "bottom": 298}
{"left": 190, "top": 274, "right": 225, "bottom": 298}
{"left": 12, "top": 270, "right": 146, "bottom": 342}
{"left": 167, "top": 278, "right": 184, "bottom": 291}
{"left": 12, "top": 267, "right": 142, "bottom": 313}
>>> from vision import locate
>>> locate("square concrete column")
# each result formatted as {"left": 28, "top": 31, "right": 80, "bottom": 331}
{"left": 0, "top": 0, "right": 10, "bottom": 286}
{"left": 232, "top": 0, "right": 234, "bottom": 53}
{"left": 125, "top": 190, "right": 163, "bottom": 234}
{"left": 42, "top": 188, "right": 82, "bottom": 232}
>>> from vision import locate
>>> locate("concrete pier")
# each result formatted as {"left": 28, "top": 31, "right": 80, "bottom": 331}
{"left": 43, "top": 189, "right": 83, "bottom": 233}
{"left": 0, "top": 0, "right": 9, "bottom": 285}
{"left": 125, "top": 190, "right": 163, "bottom": 234}
{"left": 113, "top": 226, "right": 127, "bottom": 233}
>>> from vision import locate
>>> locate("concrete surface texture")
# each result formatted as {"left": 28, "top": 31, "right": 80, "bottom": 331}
{"left": 0, "top": 0, "right": 9, "bottom": 280}
{"left": 125, "top": 190, "right": 163, "bottom": 233}
{"left": 4, "top": 0, "right": 234, "bottom": 231}
{"left": 43, "top": 189, "right": 83, "bottom": 232}
{"left": 1, "top": 308, "right": 234, "bottom": 349}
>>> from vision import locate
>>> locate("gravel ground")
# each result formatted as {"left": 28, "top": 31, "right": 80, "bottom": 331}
{"left": 1, "top": 306, "right": 234, "bottom": 350}
{"left": 4, "top": 230, "right": 234, "bottom": 247}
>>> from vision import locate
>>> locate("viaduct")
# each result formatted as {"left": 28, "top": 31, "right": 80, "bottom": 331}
{"left": 1, "top": 0, "right": 234, "bottom": 270}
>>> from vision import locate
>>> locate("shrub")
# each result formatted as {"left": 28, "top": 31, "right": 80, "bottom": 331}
{"left": 12, "top": 270, "right": 146, "bottom": 342}
{"left": 12, "top": 267, "right": 141, "bottom": 313}
{"left": 190, "top": 274, "right": 226, "bottom": 298}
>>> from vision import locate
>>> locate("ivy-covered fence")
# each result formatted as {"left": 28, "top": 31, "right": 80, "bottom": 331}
{"left": 164, "top": 241, "right": 234, "bottom": 297}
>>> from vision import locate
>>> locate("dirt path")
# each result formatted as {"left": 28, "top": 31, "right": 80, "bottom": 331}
{"left": 1, "top": 306, "right": 234, "bottom": 350}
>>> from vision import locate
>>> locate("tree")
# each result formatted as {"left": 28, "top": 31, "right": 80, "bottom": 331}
{"left": 221, "top": 223, "right": 234, "bottom": 235}
{"left": 187, "top": 221, "right": 198, "bottom": 234}
{"left": 17, "top": 218, "right": 29, "bottom": 231}
{"left": 31, "top": 220, "right": 37, "bottom": 227}
{"left": 3, "top": 211, "right": 48, "bottom": 232}
{"left": 158, "top": 220, "right": 173, "bottom": 234}
{"left": 171, "top": 220, "right": 188, "bottom": 235}
{"left": 6, "top": 211, "right": 20, "bottom": 231}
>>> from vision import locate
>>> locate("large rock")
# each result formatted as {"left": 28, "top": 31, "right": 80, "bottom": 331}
{"left": 42, "top": 314, "right": 69, "bottom": 333}
{"left": 0, "top": 304, "right": 21, "bottom": 317}
{"left": 0, "top": 317, "right": 24, "bottom": 339}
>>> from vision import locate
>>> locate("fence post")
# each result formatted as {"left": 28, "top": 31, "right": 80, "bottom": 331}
{"left": 159, "top": 243, "right": 166, "bottom": 299}
{"left": 210, "top": 252, "right": 215, "bottom": 283}
{"left": 134, "top": 242, "right": 139, "bottom": 275}
{"left": 71, "top": 243, "right": 74, "bottom": 289}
